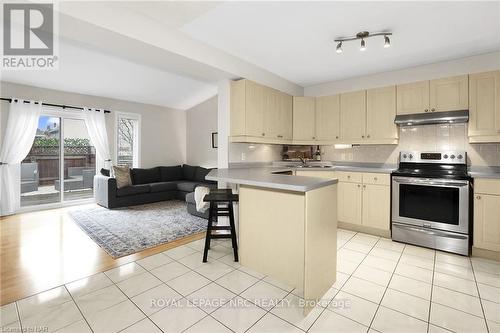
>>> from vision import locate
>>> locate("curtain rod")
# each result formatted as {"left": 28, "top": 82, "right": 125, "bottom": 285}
{"left": 0, "top": 97, "right": 111, "bottom": 114}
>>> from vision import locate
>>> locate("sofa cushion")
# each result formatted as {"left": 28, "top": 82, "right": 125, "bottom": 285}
{"left": 176, "top": 181, "right": 200, "bottom": 193}
{"left": 159, "top": 165, "right": 183, "bottom": 182}
{"left": 194, "top": 167, "right": 212, "bottom": 182}
{"left": 149, "top": 181, "right": 178, "bottom": 193}
{"left": 131, "top": 167, "right": 160, "bottom": 185}
{"left": 182, "top": 164, "right": 197, "bottom": 181}
{"left": 116, "top": 184, "right": 150, "bottom": 197}
{"left": 113, "top": 166, "right": 132, "bottom": 189}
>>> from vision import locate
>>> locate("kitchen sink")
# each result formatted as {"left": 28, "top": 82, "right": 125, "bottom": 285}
{"left": 294, "top": 165, "right": 333, "bottom": 168}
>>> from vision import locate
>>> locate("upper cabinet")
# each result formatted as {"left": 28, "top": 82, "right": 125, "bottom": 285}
{"left": 396, "top": 75, "right": 469, "bottom": 115}
{"left": 468, "top": 70, "right": 500, "bottom": 143}
{"left": 340, "top": 91, "right": 366, "bottom": 142}
{"left": 396, "top": 81, "right": 430, "bottom": 115}
{"left": 430, "top": 75, "right": 468, "bottom": 112}
{"left": 366, "top": 86, "right": 398, "bottom": 142}
{"left": 315, "top": 95, "right": 340, "bottom": 141}
{"left": 230, "top": 79, "right": 293, "bottom": 144}
{"left": 292, "top": 97, "right": 316, "bottom": 142}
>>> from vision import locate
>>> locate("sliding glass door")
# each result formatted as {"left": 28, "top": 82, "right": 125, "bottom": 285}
{"left": 20, "top": 112, "right": 96, "bottom": 208}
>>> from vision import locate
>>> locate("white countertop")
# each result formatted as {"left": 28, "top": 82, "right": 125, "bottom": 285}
{"left": 206, "top": 167, "right": 338, "bottom": 192}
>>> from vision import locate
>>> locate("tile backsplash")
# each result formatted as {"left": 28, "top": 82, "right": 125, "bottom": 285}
{"left": 321, "top": 124, "right": 500, "bottom": 166}
{"left": 229, "top": 143, "right": 282, "bottom": 163}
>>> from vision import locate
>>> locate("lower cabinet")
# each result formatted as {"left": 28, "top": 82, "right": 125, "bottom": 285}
{"left": 474, "top": 179, "right": 500, "bottom": 252}
{"left": 296, "top": 170, "right": 391, "bottom": 233}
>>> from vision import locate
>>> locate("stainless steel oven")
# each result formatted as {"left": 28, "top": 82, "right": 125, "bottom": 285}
{"left": 392, "top": 176, "right": 470, "bottom": 234}
{"left": 391, "top": 151, "right": 472, "bottom": 256}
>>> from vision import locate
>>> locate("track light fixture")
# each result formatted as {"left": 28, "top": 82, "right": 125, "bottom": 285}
{"left": 334, "top": 31, "right": 392, "bottom": 53}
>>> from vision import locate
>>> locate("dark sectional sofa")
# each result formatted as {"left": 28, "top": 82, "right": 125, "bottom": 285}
{"left": 94, "top": 164, "right": 216, "bottom": 209}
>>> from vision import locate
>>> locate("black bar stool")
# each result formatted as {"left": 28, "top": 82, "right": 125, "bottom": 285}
{"left": 202, "top": 189, "right": 239, "bottom": 263}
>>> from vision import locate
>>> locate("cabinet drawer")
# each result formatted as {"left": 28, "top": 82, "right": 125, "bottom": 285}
{"left": 475, "top": 178, "right": 500, "bottom": 195}
{"left": 362, "top": 173, "right": 390, "bottom": 186}
{"left": 335, "top": 171, "right": 362, "bottom": 183}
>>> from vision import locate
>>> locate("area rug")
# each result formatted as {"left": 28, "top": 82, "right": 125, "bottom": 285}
{"left": 69, "top": 201, "right": 207, "bottom": 258}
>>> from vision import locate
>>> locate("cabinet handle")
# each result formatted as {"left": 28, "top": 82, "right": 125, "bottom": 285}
{"left": 367, "top": 135, "right": 371, "bottom": 138}
{"left": 277, "top": 135, "right": 283, "bottom": 138}
{"left": 374, "top": 177, "right": 378, "bottom": 181}
{"left": 262, "top": 133, "right": 265, "bottom": 136}
{"left": 425, "top": 109, "right": 429, "bottom": 112}
{"left": 347, "top": 175, "right": 351, "bottom": 179}
{"left": 357, "top": 184, "right": 361, "bottom": 188}
{"left": 335, "top": 136, "right": 339, "bottom": 139}
{"left": 362, "top": 135, "right": 365, "bottom": 138}
{"left": 476, "top": 195, "right": 481, "bottom": 200}
{"left": 363, "top": 185, "right": 366, "bottom": 189}
{"left": 431, "top": 108, "right": 436, "bottom": 112}
{"left": 312, "top": 136, "right": 316, "bottom": 140}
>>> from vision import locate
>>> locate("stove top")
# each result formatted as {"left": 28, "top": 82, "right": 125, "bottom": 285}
{"left": 392, "top": 151, "right": 470, "bottom": 180}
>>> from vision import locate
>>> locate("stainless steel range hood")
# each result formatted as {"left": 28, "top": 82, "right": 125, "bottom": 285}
{"left": 395, "top": 110, "right": 469, "bottom": 126}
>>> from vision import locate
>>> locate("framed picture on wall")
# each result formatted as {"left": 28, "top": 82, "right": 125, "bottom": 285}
{"left": 212, "top": 132, "right": 218, "bottom": 148}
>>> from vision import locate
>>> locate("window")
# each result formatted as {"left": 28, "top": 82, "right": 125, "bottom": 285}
{"left": 116, "top": 112, "right": 140, "bottom": 168}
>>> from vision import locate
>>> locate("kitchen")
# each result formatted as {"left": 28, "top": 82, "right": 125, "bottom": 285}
{"left": 206, "top": 66, "right": 500, "bottom": 323}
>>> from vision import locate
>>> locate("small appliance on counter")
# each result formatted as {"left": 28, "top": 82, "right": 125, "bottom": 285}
{"left": 391, "top": 151, "right": 472, "bottom": 256}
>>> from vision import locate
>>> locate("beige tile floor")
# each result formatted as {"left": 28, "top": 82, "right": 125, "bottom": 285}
{"left": 1, "top": 229, "right": 500, "bottom": 333}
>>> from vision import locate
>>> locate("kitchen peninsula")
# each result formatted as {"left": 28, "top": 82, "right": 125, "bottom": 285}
{"left": 207, "top": 167, "right": 338, "bottom": 309}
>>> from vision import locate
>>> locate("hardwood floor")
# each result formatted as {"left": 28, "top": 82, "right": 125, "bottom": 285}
{"left": 0, "top": 204, "right": 205, "bottom": 306}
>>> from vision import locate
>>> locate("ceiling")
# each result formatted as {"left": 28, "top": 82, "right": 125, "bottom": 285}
{"left": 2, "top": 39, "right": 217, "bottom": 110}
{"left": 180, "top": 1, "right": 500, "bottom": 86}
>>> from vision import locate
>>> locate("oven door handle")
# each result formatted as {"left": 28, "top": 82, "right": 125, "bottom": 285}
{"left": 392, "top": 176, "right": 469, "bottom": 187}
{"left": 393, "top": 224, "right": 469, "bottom": 240}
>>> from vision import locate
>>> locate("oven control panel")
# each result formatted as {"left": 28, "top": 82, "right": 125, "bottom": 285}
{"left": 399, "top": 151, "right": 467, "bottom": 164}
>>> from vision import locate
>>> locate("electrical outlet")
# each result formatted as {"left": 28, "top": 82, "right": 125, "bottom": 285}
{"left": 241, "top": 152, "right": 246, "bottom": 161}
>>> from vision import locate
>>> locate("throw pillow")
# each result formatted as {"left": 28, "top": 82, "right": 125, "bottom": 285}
{"left": 113, "top": 166, "right": 132, "bottom": 188}
{"left": 183, "top": 164, "right": 197, "bottom": 181}
{"left": 130, "top": 167, "right": 161, "bottom": 185}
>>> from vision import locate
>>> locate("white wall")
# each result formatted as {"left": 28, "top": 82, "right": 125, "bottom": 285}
{"left": 0, "top": 81, "right": 186, "bottom": 168}
{"left": 305, "top": 51, "right": 500, "bottom": 96}
{"left": 186, "top": 96, "right": 218, "bottom": 168}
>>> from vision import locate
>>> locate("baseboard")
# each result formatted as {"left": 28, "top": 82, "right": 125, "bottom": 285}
{"left": 338, "top": 222, "right": 391, "bottom": 239}
{"left": 472, "top": 247, "right": 500, "bottom": 261}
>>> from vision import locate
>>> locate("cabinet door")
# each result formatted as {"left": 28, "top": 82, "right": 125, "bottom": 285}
{"left": 245, "top": 80, "right": 265, "bottom": 137}
{"left": 474, "top": 194, "right": 500, "bottom": 252}
{"left": 469, "top": 70, "right": 500, "bottom": 138}
{"left": 430, "top": 75, "right": 468, "bottom": 112}
{"left": 366, "top": 86, "right": 397, "bottom": 141}
{"left": 362, "top": 184, "right": 390, "bottom": 230}
{"left": 293, "top": 97, "right": 316, "bottom": 141}
{"left": 340, "top": 91, "right": 366, "bottom": 142}
{"left": 263, "top": 88, "right": 279, "bottom": 139}
{"left": 316, "top": 95, "right": 340, "bottom": 141}
{"left": 338, "top": 182, "right": 362, "bottom": 225}
{"left": 230, "top": 80, "right": 246, "bottom": 136}
{"left": 279, "top": 92, "right": 293, "bottom": 140}
{"left": 396, "top": 81, "right": 430, "bottom": 115}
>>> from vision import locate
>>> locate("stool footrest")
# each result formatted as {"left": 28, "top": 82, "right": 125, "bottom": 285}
{"left": 211, "top": 226, "right": 231, "bottom": 231}
{"left": 209, "top": 234, "right": 232, "bottom": 239}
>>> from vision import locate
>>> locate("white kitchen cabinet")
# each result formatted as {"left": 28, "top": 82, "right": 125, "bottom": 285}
{"left": 468, "top": 70, "right": 500, "bottom": 143}
{"left": 474, "top": 179, "right": 500, "bottom": 252}
{"left": 315, "top": 95, "right": 340, "bottom": 142}
{"left": 429, "top": 75, "right": 469, "bottom": 112}
{"left": 366, "top": 86, "right": 398, "bottom": 143}
{"left": 340, "top": 91, "right": 366, "bottom": 142}
{"left": 293, "top": 97, "right": 316, "bottom": 142}
{"left": 338, "top": 181, "right": 362, "bottom": 225}
{"left": 396, "top": 80, "right": 430, "bottom": 115}
{"left": 230, "top": 79, "right": 293, "bottom": 144}
{"left": 362, "top": 184, "right": 391, "bottom": 231}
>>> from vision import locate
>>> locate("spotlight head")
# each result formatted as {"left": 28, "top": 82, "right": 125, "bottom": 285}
{"left": 384, "top": 35, "right": 391, "bottom": 48}
{"left": 336, "top": 41, "right": 343, "bottom": 54}
{"left": 360, "top": 39, "right": 366, "bottom": 51}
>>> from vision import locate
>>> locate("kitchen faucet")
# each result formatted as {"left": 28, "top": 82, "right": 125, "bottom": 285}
{"left": 298, "top": 156, "right": 307, "bottom": 166}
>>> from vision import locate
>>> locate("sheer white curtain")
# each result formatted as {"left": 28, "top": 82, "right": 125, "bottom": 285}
{"left": 0, "top": 100, "right": 41, "bottom": 216}
{"left": 84, "top": 108, "right": 111, "bottom": 171}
